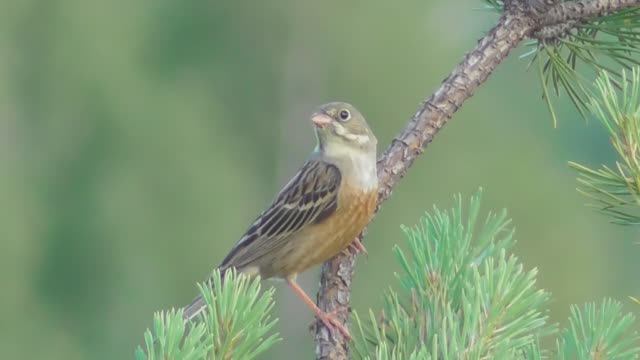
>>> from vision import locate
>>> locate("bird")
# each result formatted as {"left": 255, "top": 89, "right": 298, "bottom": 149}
{"left": 183, "top": 102, "right": 378, "bottom": 339}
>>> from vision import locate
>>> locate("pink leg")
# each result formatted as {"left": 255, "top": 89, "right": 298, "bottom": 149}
{"left": 286, "top": 278, "right": 351, "bottom": 339}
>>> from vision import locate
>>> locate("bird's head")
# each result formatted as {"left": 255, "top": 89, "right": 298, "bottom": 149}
{"left": 311, "top": 102, "right": 377, "bottom": 157}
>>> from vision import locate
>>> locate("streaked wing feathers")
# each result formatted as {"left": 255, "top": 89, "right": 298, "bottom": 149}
{"left": 219, "top": 160, "right": 341, "bottom": 270}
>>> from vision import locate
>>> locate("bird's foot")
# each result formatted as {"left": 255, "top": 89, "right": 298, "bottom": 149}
{"left": 314, "top": 310, "right": 351, "bottom": 340}
{"left": 344, "top": 238, "right": 367, "bottom": 257}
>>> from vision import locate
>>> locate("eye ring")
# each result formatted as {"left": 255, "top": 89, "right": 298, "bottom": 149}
{"left": 338, "top": 109, "right": 351, "bottom": 122}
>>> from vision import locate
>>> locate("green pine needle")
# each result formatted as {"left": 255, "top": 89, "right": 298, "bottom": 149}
{"left": 526, "top": 7, "right": 640, "bottom": 122}
{"left": 570, "top": 67, "right": 640, "bottom": 225}
{"left": 136, "top": 269, "right": 280, "bottom": 360}
{"left": 481, "top": 0, "right": 504, "bottom": 12}
{"left": 557, "top": 299, "right": 640, "bottom": 359}
{"left": 352, "top": 190, "right": 554, "bottom": 359}
{"left": 136, "top": 190, "right": 640, "bottom": 358}
{"left": 135, "top": 309, "right": 210, "bottom": 360}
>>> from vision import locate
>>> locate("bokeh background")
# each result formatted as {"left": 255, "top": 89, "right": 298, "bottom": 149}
{"left": 1, "top": 1, "right": 638, "bottom": 359}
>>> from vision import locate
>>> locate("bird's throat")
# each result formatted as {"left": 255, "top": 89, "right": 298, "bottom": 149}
{"left": 322, "top": 144, "right": 377, "bottom": 191}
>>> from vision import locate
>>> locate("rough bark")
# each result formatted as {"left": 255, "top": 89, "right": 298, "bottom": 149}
{"left": 313, "top": 0, "right": 640, "bottom": 359}
{"left": 538, "top": 0, "right": 640, "bottom": 25}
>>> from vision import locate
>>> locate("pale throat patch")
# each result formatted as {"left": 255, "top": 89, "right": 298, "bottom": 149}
{"left": 313, "top": 122, "right": 377, "bottom": 190}
{"left": 352, "top": 154, "right": 377, "bottom": 191}
{"left": 323, "top": 142, "right": 377, "bottom": 191}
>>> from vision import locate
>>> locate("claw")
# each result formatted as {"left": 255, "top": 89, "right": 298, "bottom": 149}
{"left": 348, "top": 238, "right": 368, "bottom": 256}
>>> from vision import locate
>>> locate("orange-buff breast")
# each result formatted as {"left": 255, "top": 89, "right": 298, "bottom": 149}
{"left": 273, "top": 182, "right": 378, "bottom": 277}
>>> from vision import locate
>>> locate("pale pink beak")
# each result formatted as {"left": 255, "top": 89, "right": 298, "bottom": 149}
{"left": 311, "top": 112, "right": 332, "bottom": 128}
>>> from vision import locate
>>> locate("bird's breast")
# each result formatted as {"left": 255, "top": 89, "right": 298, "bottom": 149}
{"left": 276, "top": 182, "right": 378, "bottom": 275}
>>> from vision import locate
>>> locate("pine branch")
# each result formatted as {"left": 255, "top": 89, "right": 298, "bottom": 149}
{"left": 136, "top": 309, "right": 210, "bottom": 360}
{"left": 531, "top": 7, "right": 640, "bottom": 123}
{"left": 314, "top": 8, "right": 532, "bottom": 359}
{"left": 351, "top": 191, "right": 554, "bottom": 359}
{"left": 347, "top": 192, "right": 639, "bottom": 359}
{"left": 137, "top": 270, "right": 280, "bottom": 360}
{"left": 570, "top": 68, "right": 640, "bottom": 224}
{"left": 557, "top": 299, "right": 640, "bottom": 359}
{"left": 314, "top": 1, "right": 640, "bottom": 359}
{"left": 540, "top": 0, "right": 640, "bottom": 25}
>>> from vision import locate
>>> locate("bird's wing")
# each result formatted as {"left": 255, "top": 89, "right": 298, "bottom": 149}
{"left": 219, "top": 159, "right": 341, "bottom": 270}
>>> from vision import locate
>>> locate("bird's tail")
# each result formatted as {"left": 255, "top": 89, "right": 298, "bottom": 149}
{"left": 183, "top": 293, "right": 207, "bottom": 322}
{"left": 182, "top": 267, "right": 227, "bottom": 323}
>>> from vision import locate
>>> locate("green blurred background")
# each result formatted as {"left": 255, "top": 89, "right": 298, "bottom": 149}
{"left": 1, "top": 0, "right": 638, "bottom": 358}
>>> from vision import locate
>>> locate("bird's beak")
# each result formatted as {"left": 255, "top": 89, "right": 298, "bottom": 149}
{"left": 311, "top": 112, "right": 332, "bottom": 128}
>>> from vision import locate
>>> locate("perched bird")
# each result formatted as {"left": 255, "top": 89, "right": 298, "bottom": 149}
{"left": 183, "top": 102, "right": 378, "bottom": 338}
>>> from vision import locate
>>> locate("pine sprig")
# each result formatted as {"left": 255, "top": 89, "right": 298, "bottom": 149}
{"left": 557, "top": 299, "right": 640, "bottom": 359}
{"left": 479, "top": 2, "right": 640, "bottom": 125}
{"left": 136, "top": 269, "right": 280, "bottom": 360}
{"left": 352, "top": 190, "right": 554, "bottom": 359}
{"left": 352, "top": 191, "right": 640, "bottom": 358}
{"left": 529, "top": 8, "right": 640, "bottom": 123}
{"left": 137, "top": 192, "right": 640, "bottom": 358}
{"left": 569, "top": 68, "right": 640, "bottom": 225}
{"left": 198, "top": 269, "right": 280, "bottom": 359}
{"left": 135, "top": 309, "right": 210, "bottom": 360}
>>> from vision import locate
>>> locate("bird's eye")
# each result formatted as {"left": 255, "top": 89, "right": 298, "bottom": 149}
{"left": 338, "top": 109, "right": 351, "bottom": 122}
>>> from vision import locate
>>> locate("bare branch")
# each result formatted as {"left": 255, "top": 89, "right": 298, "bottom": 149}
{"left": 540, "top": 0, "right": 640, "bottom": 26}
{"left": 313, "top": 0, "right": 640, "bottom": 359}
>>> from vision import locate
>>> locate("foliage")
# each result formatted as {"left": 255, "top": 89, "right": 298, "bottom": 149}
{"left": 570, "top": 68, "right": 640, "bottom": 225}
{"left": 531, "top": 8, "right": 640, "bottom": 124}
{"left": 482, "top": 0, "right": 640, "bottom": 125}
{"left": 482, "top": 0, "right": 504, "bottom": 12}
{"left": 352, "top": 191, "right": 553, "bottom": 359}
{"left": 557, "top": 299, "right": 640, "bottom": 359}
{"left": 135, "top": 309, "right": 210, "bottom": 360}
{"left": 352, "top": 191, "right": 640, "bottom": 359}
{"left": 136, "top": 269, "right": 280, "bottom": 360}
{"left": 136, "top": 193, "right": 640, "bottom": 359}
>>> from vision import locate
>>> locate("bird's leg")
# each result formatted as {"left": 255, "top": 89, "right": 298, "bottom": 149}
{"left": 286, "top": 278, "right": 351, "bottom": 340}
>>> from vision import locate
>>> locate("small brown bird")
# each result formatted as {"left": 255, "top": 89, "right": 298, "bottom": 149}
{"left": 183, "top": 102, "right": 378, "bottom": 338}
